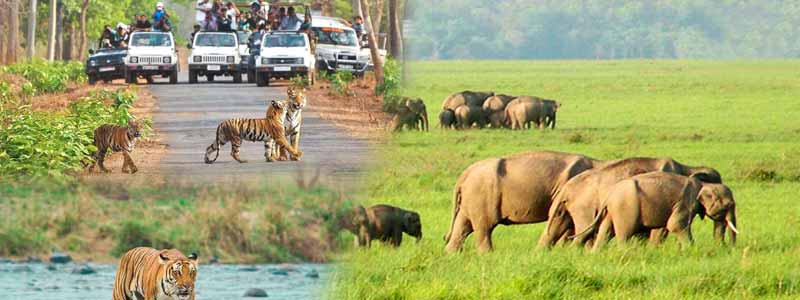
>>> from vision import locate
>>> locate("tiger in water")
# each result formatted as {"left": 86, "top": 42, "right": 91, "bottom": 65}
{"left": 204, "top": 99, "right": 302, "bottom": 163}
{"left": 112, "top": 247, "right": 198, "bottom": 300}
{"left": 88, "top": 119, "right": 141, "bottom": 173}
{"left": 272, "top": 86, "right": 307, "bottom": 161}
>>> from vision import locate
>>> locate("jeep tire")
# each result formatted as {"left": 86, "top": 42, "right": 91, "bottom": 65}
{"left": 247, "top": 70, "right": 256, "bottom": 83}
{"left": 206, "top": 74, "right": 214, "bottom": 82}
{"left": 256, "top": 72, "right": 269, "bottom": 87}
{"left": 232, "top": 72, "right": 242, "bottom": 83}
{"left": 169, "top": 69, "right": 178, "bottom": 84}
{"left": 189, "top": 70, "right": 198, "bottom": 84}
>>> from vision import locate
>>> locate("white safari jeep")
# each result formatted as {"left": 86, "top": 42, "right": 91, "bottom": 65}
{"left": 188, "top": 31, "right": 242, "bottom": 83}
{"left": 125, "top": 31, "right": 179, "bottom": 84}
{"left": 254, "top": 31, "right": 315, "bottom": 87}
{"left": 312, "top": 16, "right": 378, "bottom": 76}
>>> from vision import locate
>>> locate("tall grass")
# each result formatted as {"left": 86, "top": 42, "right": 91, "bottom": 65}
{"left": 330, "top": 60, "right": 800, "bottom": 299}
{"left": 0, "top": 181, "right": 356, "bottom": 263}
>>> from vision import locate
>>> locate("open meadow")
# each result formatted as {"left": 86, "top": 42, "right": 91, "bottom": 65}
{"left": 331, "top": 60, "right": 800, "bottom": 299}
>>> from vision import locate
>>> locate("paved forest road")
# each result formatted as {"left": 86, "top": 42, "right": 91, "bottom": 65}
{"left": 149, "top": 72, "right": 371, "bottom": 186}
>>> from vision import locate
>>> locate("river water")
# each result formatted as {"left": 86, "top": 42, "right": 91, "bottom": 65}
{"left": 0, "top": 261, "right": 329, "bottom": 300}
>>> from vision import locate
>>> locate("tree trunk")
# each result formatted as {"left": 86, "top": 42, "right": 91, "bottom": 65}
{"left": 0, "top": 0, "right": 7, "bottom": 65}
{"left": 8, "top": 0, "right": 19, "bottom": 63}
{"left": 55, "top": 1, "right": 64, "bottom": 60}
{"left": 25, "top": 0, "right": 35, "bottom": 60}
{"left": 359, "top": 0, "right": 383, "bottom": 87}
{"left": 64, "top": 19, "right": 75, "bottom": 60}
{"left": 352, "top": 0, "right": 362, "bottom": 18}
{"left": 388, "top": 0, "right": 402, "bottom": 58}
{"left": 47, "top": 0, "right": 56, "bottom": 61}
{"left": 371, "top": 0, "right": 384, "bottom": 37}
{"left": 77, "top": 0, "right": 88, "bottom": 61}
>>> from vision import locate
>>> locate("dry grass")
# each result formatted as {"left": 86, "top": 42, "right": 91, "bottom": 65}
{"left": 308, "top": 75, "right": 392, "bottom": 140}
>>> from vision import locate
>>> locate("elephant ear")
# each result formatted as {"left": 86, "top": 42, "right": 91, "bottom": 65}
{"left": 695, "top": 189, "right": 709, "bottom": 220}
{"left": 690, "top": 169, "right": 723, "bottom": 184}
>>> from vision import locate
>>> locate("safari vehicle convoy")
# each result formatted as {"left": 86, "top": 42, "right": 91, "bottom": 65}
{"left": 254, "top": 31, "right": 316, "bottom": 86}
{"left": 188, "top": 31, "right": 243, "bottom": 83}
{"left": 124, "top": 31, "right": 179, "bottom": 84}
{"left": 85, "top": 48, "right": 128, "bottom": 84}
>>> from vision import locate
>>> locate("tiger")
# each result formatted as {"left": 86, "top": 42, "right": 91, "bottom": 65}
{"left": 88, "top": 119, "right": 141, "bottom": 174}
{"left": 112, "top": 247, "right": 198, "bottom": 300}
{"left": 272, "top": 86, "right": 307, "bottom": 161}
{"left": 204, "top": 100, "right": 303, "bottom": 164}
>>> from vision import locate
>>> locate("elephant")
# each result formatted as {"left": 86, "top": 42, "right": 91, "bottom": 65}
{"left": 439, "top": 109, "right": 456, "bottom": 129}
{"left": 572, "top": 172, "right": 738, "bottom": 251}
{"left": 405, "top": 98, "right": 429, "bottom": 131}
{"left": 389, "top": 104, "right": 421, "bottom": 132}
{"left": 540, "top": 99, "right": 561, "bottom": 129}
{"left": 347, "top": 204, "right": 422, "bottom": 248}
{"left": 504, "top": 97, "right": 545, "bottom": 130}
{"left": 444, "top": 151, "right": 605, "bottom": 253}
{"left": 454, "top": 104, "right": 487, "bottom": 129}
{"left": 442, "top": 91, "right": 495, "bottom": 110}
{"left": 538, "top": 157, "right": 723, "bottom": 248}
{"left": 482, "top": 94, "right": 515, "bottom": 128}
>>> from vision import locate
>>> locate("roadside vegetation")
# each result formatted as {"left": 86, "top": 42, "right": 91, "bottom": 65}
{"left": 0, "top": 180, "right": 356, "bottom": 263}
{"left": 0, "top": 60, "right": 151, "bottom": 179}
{"left": 331, "top": 60, "right": 800, "bottom": 299}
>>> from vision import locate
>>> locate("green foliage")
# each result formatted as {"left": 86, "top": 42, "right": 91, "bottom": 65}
{"left": 332, "top": 60, "right": 800, "bottom": 299}
{"left": 375, "top": 57, "right": 402, "bottom": 96}
{"left": 1, "top": 60, "right": 85, "bottom": 96}
{"left": 0, "top": 82, "right": 10, "bottom": 104}
{"left": 322, "top": 70, "right": 355, "bottom": 95}
{"left": 409, "top": 0, "right": 800, "bottom": 59}
{"left": 0, "top": 182, "right": 354, "bottom": 262}
{"left": 290, "top": 74, "right": 310, "bottom": 88}
{"left": 0, "top": 88, "right": 149, "bottom": 179}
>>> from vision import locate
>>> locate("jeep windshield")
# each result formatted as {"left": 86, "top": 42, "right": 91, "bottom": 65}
{"left": 194, "top": 33, "right": 237, "bottom": 47}
{"left": 130, "top": 33, "right": 172, "bottom": 47}
{"left": 264, "top": 34, "right": 306, "bottom": 47}
{"left": 312, "top": 27, "right": 357, "bottom": 46}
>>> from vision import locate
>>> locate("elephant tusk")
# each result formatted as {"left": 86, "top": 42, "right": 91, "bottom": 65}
{"left": 727, "top": 220, "right": 739, "bottom": 235}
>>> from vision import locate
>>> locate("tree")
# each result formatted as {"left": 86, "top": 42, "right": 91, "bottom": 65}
{"left": 55, "top": 1, "right": 64, "bottom": 60}
{"left": 371, "top": 0, "right": 383, "bottom": 38}
{"left": 77, "top": 0, "right": 88, "bottom": 60}
{"left": 387, "top": 0, "right": 402, "bottom": 58}
{"left": 0, "top": 0, "right": 6, "bottom": 65}
{"left": 352, "top": 0, "right": 361, "bottom": 18}
{"left": 25, "top": 0, "right": 35, "bottom": 60}
{"left": 359, "top": 0, "right": 383, "bottom": 87}
{"left": 8, "top": 0, "right": 19, "bottom": 63}
{"left": 48, "top": 0, "right": 56, "bottom": 61}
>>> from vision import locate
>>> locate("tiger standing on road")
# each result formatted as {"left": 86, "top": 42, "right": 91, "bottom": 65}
{"left": 273, "top": 86, "right": 307, "bottom": 161}
{"left": 204, "top": 100, "right": 303, "bottom": 163}
{"left": 112, "top": 247, "right": 198, "bottom": 300}
{"left": 88, "top": 119, "right": 141, "bottom": 174}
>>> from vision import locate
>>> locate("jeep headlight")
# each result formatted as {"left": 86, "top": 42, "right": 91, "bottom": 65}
{"left": 321, "top": 52, "right": 334, "bottom": 60}
{"left": 129, "top": 56, "right": 138, "bottom": 63}
{"left": 89, "top": 60, "right": 97, "bottom": 67}
{"left": 193, "top": 56, "right": 201, "bottom": 63}
{"left": 163, "top": 56, "right": 171, "bottom": 64}
{"left": 297, "top": 58, "right": 304, "bottom": 64}
{"left": 226, "top": 56, "right": 235, "bottom": 63}
{"left": 261, "top": 57, "right": 269, "bottom": 65}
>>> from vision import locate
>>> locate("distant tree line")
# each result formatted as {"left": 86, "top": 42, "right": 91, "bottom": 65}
{"left": 408, "top": 0, "right": 800, "bottom": 60}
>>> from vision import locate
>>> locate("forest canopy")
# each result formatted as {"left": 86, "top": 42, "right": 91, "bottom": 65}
{"left": 408, "top": 0, "right": 800, "bottom": 60}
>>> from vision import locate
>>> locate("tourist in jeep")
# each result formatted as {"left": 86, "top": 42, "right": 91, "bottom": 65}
{"left": 279, "top": 7, "right": 301, "bottom": 31}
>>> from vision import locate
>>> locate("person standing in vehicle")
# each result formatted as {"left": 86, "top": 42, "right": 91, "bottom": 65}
{"left": 190, "top": 24, "right": 202, "bottom": 45}
{"left": 196, "top": 0, "right": 212, "bottom": 28}
{"left": 218, "top": 7, "right": 234, "bottom": 32}
{"left": 352, "top": 15, "right": 365, "bottom": 42}
{"left": 279, "top": 7, "right": 301, "bottom": 31}
{"left": 133, "top": 14, "right": 152, "bottom": 32}
{"left": 225, "top": 2, "right": 239, "bottom": 31}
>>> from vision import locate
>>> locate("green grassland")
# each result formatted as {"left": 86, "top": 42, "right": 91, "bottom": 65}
{"left": 330, "top": 60, "right": 800, "bottom": 299}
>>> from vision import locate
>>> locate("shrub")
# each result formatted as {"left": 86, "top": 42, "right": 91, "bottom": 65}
{"left": 112, "top": 220, "right": 172, "bottom": 256}
{"left": 0, "top": 88, "right": 149, "bottom": 179}
{"left": 322, "top": 71, "right": 355, "bottom": 95}
{"left": 1, "top": 60, "right": 85, "bottom": 96}
{"left": 375, "top": 57, "right": 402, "bottom": 96}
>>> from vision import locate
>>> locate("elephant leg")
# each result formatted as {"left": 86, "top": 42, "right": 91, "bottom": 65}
{"left": 473, "top": 221, "right": 496, "bottom": 253}
{"left": 667, "top": 214, "right": 693, "bottom": 247}
{"left": 445, "top": 213, "right": 473, "bottom": 253}
{"left": 612, "top": 218, "right": 637, "bottom": 248}
{"left": 648, "top": 228, "right": 668, "bottom": 246}
{"left": 391, "top": 228, "right": 403, "bottom": 247}
{"left": 591, "top": 217, "right": 613, "bottom": 252}
{"left": 538, "top": 214, "right": 572, "bottom": 248}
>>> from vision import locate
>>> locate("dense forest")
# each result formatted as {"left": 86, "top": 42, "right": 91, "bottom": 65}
{"left": 408, "top": 0, "right": 800, "bottom": 60}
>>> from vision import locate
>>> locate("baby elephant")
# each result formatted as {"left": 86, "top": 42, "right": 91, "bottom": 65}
{"left": 346, "top": 204, "right": 423, "bottom": 248}
{"left": 575, "top": 172, "right": 737, "bottom": 251}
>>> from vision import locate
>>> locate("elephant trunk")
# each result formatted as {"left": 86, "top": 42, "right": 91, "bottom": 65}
{"left": 726, "top": 209, "right": 737, "bottom": 245}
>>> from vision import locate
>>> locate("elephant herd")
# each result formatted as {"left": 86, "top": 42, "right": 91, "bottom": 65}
{"left": 439, "top": 91, "right": 562, "bottom": 130}
{"left": 389, "top": 97, "right": 430, "bottom": 132}
{"left": 444, "top": 151, "right": 738, "bottom": 253}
